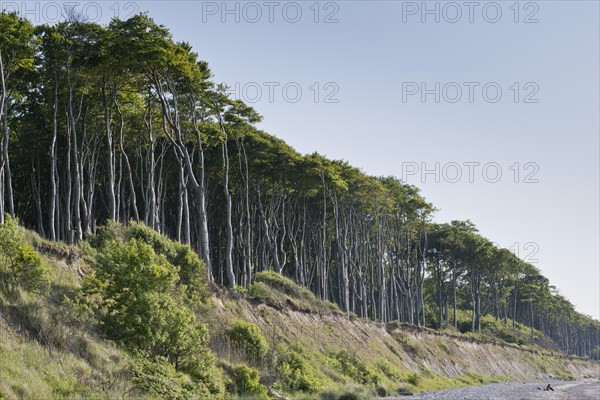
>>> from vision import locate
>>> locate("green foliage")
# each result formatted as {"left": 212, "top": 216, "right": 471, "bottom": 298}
{"left": 248, "top": 271, "right": 339, "bottom": 314}
{"left": 0, "top": 215, "right": 21, "bottom": 262}
{"left": 254, "top": 271, "right": 303, "bottom": 298}
{"left": 463, "top": 370, "right": 486, "bottom": 384}
{"left": 127, "top": 221, "right": 177, "bottom": 258}
{"left": 172, "top": 242, "right": 209, "bottom": 303}
{"left": 407, "top": 372, "right": 421, "bottom": 386}
{"left": 247, "top": 281, "right": 274, "bottom": 299}
{"left": 85, "top": 226, "right": 223, "bottom": 397}
{"left": 13, "top": 245, "right": 50, "bottom": 294}
{"left": 0, "top": 7, "right": 596, "bottom": 367}
{"left": 224, "top": 320, "right": 269, "bottom": 360}
{"left": 90, "top": 221, "right": 209, "bottom": 304}
{"left": 449, "top": 308, "right": 540, "bottom": 345}
{"left": 276, "top": 344, "right": 322, "bottom": 393}
{"left": 0, "top": 281, "right": 137, "bottom": 399}
{"left": 0, "top": 216, "right": 49, "bottom": 295}
{"left": 224, "top": 364, "right": 268, "bottom": 399}
{"left": 232, "top": 285, "right": 248, "bottom": 295}
{"left": 331, "top": 350, "right": 379, "bottom": 385}
{"left": 0, "top": 12, "right": 36, "bottom": 74}
{"left": 376, "top": 360, "right": 402, "bottom": 381}
{"left": 132, "top": 357, "right": 213, "bottom": 400}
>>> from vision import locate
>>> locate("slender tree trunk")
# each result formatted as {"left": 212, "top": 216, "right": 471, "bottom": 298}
{"left": 221, "top": 136, "right": 235, "bottom": 287}
{"left": 0, "top": 52, "right": 6, "bottom": 223}
{"left": 3, "top": 110, "right": 14, "bottom": 218}
{"left": 115, "top": 100, "right": 139, "bottom": 221}
{"left": 453, "top": 266, "right": 457, "bottom": 329}
{"left": 154, "top": 82, "right": 212, "bottom": 280}
{"left": 49, "top": 81, "right": 59, "bottom": 240}
{"left": 236, "top": 137, "right": 253, "bottom": 286}
{"left": 67, "top": 81, "right": 82, "bottom": 242}
{"left": 102, "top": 87, "right": 116, "bottom": 221}
{"left": 31, "top": 156, "right": 45, "bottom": 236}
{"left": 65, "top": 119, "right": 73, "bottom": 243}
{"left": 144, "top": 97, "right": 159, "bottom": 230}
{"left": 177, "top": 156, "right": 191, "bottom": 245}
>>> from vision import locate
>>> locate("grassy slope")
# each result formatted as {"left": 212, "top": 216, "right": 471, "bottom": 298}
{"left": 0, "top": 230, "right": 154, "bottom": 400}
{"left": 210, "top": 279, "right": 599, "bottom": 398}
{"left": 0, "top": 229, "right": 598, "bottom": 399}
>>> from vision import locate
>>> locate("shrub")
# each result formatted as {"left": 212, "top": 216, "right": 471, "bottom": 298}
{"left": 332, "top": 350, "right": 379, "bottom": 385}
{"left": 254, "top": 271, "right": 303, "bottom": 298}
{"left": 172, "top": 242, "right": 209, "bottom": 303}
{"left": 132, "top": 357, "right": 213, "bottom": 400}
{"left": 127, "top": 221, "right": 177, "bottom": 259}
{"left": 407, "top": 372, "right": 421, "bottom": 386}
{"left": 14, "top": 245, "right": 50, "bottom": 294}
{"left": 86, "top": 220, "right": 125, "bottom": 249}
{"left": 276, "top": 344, "right": 322, "bottom": 393}
{"left": 247, "top": 281, "right": 277, "bottom": 301}
{"left": 226, "top": 364, "right": 268, "bottom": 399}
{"left": 49, "top": 376, "right": 78, "bottom": 398}
{"left": 0, "top": 216, "right": 49, "bottom": 295}
{"left": 224, "top": 320, "right": 269, "bottom": 360}
{"left": 84, "top": 234, "right": 223, "bottom": 397}
{"left": 376, "top": 360, "right": 402, "bottom": 381}
{"left": 249, "top": 271, "right": 339, "bottom": 313}
{"left": 88, "top": 221, "right": 209, "bottom": 304}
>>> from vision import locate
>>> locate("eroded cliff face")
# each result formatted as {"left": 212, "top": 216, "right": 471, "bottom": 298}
{"left": 212, "top": 293, "right": 599, "bottom": 388}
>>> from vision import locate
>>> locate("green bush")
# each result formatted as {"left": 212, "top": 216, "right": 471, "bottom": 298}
{"left": 0, "top": 216, "right": 49, "bottom": 295}
{"left": 452, "top": 308, "right": 474, "bottom": 333}
{"left": 0, "top": 215, "right": 21, "bottom": 263}
{"left": 331, "top": 350, "right": 379, "bottom": 385}
{"left": 49, "top": 376, "right": 78, "bottom": 398}
{"left": 225, "top": 364, "right": 268, "bottom": 399}
{"left": 407, "top": 372, "right": 421, "bottom": 386}
{"left": 86, "top": 220, "right": 125, "bottom": 249}
{"left": 14, "top": 245, "right": 50, "bottom": 294}
{"left": 132, "top": 357, "right": 213, "bottom": 400}
{"left": 126, "top": 221, "right": 177, "bottom": 259}
{"left": 247, "top": 281, "right": 276, "bottom": 301}
{"left": 88, "top": 221, "right": 209, "bottom": 304}
{"left": 376, "top": 360, "right": 402, "bottom": 381}
{"left": 84, "top": 233, "right": 223, "bottom": 397}
{"left": 276, "top": 344, "right": 322, "bottom": 393}
{"left": 249, "top": 271, "right": 339, "bottom": 313}
{"left": 224, "top": 320, "right": 269, "bottom": 360}
{"left": 254, "top": 271, "right": 303, "bottom": 298}
{"left": 172, "top": 242, "right": 209, "bottom": 303}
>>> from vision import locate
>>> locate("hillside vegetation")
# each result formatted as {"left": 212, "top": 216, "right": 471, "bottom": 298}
{"left": 0, "top": 10, "right": 599, "bottom": 400}
{"left": 0, "top": 221, "right": 598, "bottom": 399}
{"left": 0, "top": 12, "right": 597, "bottom": 361}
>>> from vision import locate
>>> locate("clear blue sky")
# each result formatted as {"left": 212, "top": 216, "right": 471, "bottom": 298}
{"left": 8, "top": 0, "right": 599, "bottom": 319}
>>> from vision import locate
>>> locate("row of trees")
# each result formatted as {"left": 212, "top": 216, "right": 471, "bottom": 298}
{"left": 1, "top": 12, "right": 598, "bottom": 358}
